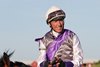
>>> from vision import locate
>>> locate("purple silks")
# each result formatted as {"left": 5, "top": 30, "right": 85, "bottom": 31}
{"left": 46, "top": 30, "right": 69, "bottom": 61}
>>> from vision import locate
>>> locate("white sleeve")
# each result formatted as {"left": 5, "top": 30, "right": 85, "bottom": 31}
{"left": 36, "top": 40, "right": 46, "bottom": 67}
{"left": 71, "top": 34, "right": 83, "bottom": 67}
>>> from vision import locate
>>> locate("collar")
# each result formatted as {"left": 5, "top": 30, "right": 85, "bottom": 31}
{"left": 52, "top": 30, "right": 60, "bottom": 37}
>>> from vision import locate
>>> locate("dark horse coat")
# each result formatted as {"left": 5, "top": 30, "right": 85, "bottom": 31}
{"left": 0, "top": 51, "right": 31, "bottom": 67}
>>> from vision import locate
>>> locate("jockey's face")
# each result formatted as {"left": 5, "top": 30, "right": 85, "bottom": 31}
{"left": 49, "top": 20, "right": 64, "bottom": 33}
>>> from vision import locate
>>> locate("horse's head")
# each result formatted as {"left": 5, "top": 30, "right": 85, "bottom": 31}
{"left": 0, "top": 51, "right": 32, "bottom": 67}
{"left": 0, "top": 51, "right": 14, "bottom": 67}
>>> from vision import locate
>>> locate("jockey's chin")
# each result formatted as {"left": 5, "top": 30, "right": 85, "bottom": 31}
{"left": 53, "top": 28, "right": 64, "bottom": 33}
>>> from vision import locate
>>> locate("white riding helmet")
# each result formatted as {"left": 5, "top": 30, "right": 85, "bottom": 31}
{"left": 45, "top": 6, "right": 66, "bottom": 24}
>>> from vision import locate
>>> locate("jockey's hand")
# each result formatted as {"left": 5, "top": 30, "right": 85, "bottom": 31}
{"left": 52, "top": 57, "right": 60, "bottom": 64}
{"left": 31, "top": 61, "right": 38, "bottom": 67}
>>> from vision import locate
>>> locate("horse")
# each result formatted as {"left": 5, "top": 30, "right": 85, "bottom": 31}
{"left": 0, "top": 51, "right": 31, "bottom": 67}
{"left": 0, "top": 51, "right": 71, "bottom": 67}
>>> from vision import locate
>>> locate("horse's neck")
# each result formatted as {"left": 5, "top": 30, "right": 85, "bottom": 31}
{"left": 4, "top": 64, "right": 9, "bottom": 67}
{"left": 3, "top": 60, "right": 10, "bottom": 67}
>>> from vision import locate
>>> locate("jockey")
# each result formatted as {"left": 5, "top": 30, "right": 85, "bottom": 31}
{"left": 32, "top": 6, "right": 83, "bottom": 67}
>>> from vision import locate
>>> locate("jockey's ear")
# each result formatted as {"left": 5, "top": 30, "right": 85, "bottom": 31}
{"left": 48, "top": 23, "right": 52, "bottom": 28}
{"left": 48, "top": 23, "right": 50, "bottom": 26}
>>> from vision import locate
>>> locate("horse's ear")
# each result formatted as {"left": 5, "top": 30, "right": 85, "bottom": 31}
{"left": 6, "top": 49, "right": 9, "bottom": 54}
{"left": 4, "top": 49, "right": 15, "bottom": 58}
{"left": 8, "top": 51, "right": 15, "bottom": 58}
{"left": 3, "top": 52, "right": 8, "bottom": 57}
{"left": 3, "top": 50, "right": 15, "bottom": 58}
{"left": 3, "top": 52, "right": 10, "bottom": 67}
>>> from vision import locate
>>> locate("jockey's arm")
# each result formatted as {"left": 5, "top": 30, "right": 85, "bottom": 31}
{"left": 71, "top": 34, "right": 83, "bottom": 67}
{"left": 36, "top": 40, "right": 46, "bottom": 67}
